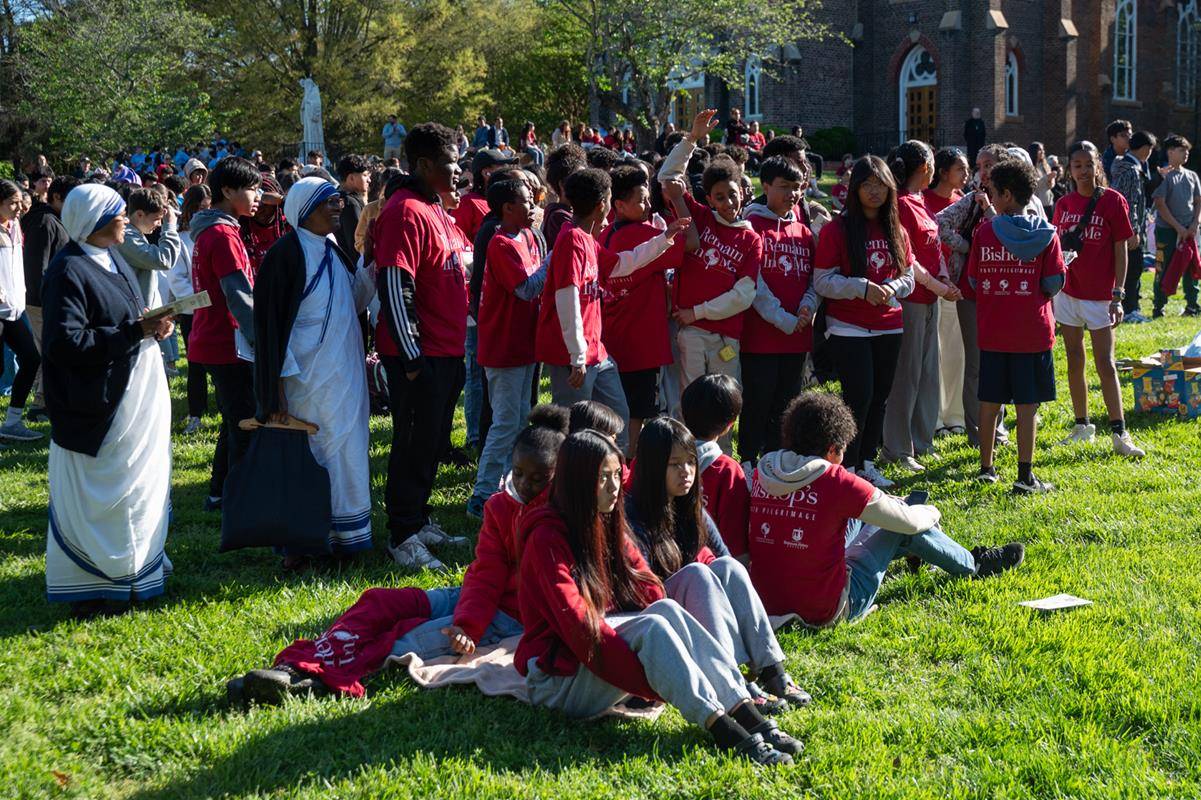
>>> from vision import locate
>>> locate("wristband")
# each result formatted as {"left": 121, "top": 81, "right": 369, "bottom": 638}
{"left": 1112, "top": 288, "right": 1126, "bottom": 300}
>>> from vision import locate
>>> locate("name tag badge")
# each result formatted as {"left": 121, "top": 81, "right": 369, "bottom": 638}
{"left": 719, "top": 344, "right": 737, "bottom": 363}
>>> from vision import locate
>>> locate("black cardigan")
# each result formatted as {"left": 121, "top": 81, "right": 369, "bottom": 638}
{"left": 253, "top": 230, "right": 356, "bottom": 422}
{"left": 40, "top": 242, "right": 147, "bottom": 456}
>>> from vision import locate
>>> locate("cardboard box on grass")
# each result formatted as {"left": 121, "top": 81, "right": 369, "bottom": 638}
{"left": 1120, "top": 350, "right": 1201, "bottom": 419}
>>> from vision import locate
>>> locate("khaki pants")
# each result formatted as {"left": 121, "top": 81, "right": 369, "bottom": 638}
{"left": 25, "top": 305, "right": 43, "bottom": 407}
{"left": 936, "top": 297, "right": 964, "bottom": 429}
{"left": 674, "top": 325, "right": 740, "bottom": 452}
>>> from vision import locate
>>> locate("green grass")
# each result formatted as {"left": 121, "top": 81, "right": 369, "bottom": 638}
{"left": 3, "top": 274, "right": 1201, "bottom": 799}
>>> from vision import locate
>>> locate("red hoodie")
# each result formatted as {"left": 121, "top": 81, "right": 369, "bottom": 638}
{"left": 514, "top": 505, "right": 665, "bottom": 699}
{"left": 701, "top": 453, "right": 751, "bottom": 558}
{"left": 452, "top": 486, "right": 546, "bottom": 642}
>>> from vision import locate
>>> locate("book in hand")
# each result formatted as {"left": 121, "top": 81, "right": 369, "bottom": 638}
{"left": 1018, "top": 594, "right": 1093, "bottom": 613}
{"left": 145, "top": 290, "right": 211, "bottom": 318}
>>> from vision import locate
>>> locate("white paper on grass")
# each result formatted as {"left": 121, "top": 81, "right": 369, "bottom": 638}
{"left": 1184, "top": 327, "right": 1201, "bottom": 357}
{"left": 1018, "top": 594, "right": 1093, "bottom": 612}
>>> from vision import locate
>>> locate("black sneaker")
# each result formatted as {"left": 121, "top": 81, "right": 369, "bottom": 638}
{"left": 1184, "top": 306, "right": 1201, "bottom": 317}
{"left": 444, "top": 446, "right": 474, "bottom": 467}
{"left": 759, "top": 674, "right": 812, "bottom": 708}
{"left": 26, "top": 406, "right": 49, "bottom": 423}
{"left": 747, "top": 719, "right": 805, "bottom": 756}
{"left": 241, "top": 664, "right": 330, "bottom": 705}
{"left": 729, "top": 732, "right": 794, "bottom": 766}
{"left": 203, "top": 495, "right": 223, "bottom": 512}
{"left": 971, "top": 543, "right": 1026, "bottom": 579}
{"left": 1012, "top": 474, "right": 1055, "bottom": 495}
{"left": 976, "top": 466, "right": 999, "bottom": 484}
{"left": 1153, "top": 307, "right": 1165, "bottom": 319}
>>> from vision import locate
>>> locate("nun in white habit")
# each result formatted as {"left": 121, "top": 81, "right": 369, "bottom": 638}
{"left": 40, "top": 184, "right": 176, "bottom": 617}
{"left": 253, "top": 177, "right": 375, "bottom": 560}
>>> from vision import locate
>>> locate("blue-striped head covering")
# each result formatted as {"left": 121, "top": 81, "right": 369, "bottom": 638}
{"left": 283, "top": 177, "right": 340, "bottom": 227}
{"left": 61, "top": 184, "right": 127, "bottom": 245}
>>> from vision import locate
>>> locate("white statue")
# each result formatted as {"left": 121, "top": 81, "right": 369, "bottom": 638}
{"left": 299, "top": 77, "right": 326, "bottom": 161}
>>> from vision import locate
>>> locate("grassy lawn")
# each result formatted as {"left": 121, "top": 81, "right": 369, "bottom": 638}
{"left": 2, "top": 273, "right": 1201, "bottom": 799}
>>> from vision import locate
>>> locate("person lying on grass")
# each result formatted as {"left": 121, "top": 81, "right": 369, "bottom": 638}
{"left": 514, "top": 430, "right": 802, "bottom": 767}
{"left": 742, "top": 391, "right": 1026, "bottom": 627}
{"left": 624, "top": 416, "right": 811, "bottom": 714}
{"left": 228, "top": 406, "right": 569, "bottom": 705}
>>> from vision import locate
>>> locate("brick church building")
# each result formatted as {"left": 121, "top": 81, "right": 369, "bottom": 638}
{"left": 673, "top": 0, "right": 1201, "bottom": 156}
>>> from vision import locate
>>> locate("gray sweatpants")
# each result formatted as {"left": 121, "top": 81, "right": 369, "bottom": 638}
{"left": 524, "top": 598, "right": 750, "bottom": 727}
{"left": 665, "top": 558, "right": 785, "bottom": 673}
{"left": 882, "top": 301, "right": 941, "bottom": 460}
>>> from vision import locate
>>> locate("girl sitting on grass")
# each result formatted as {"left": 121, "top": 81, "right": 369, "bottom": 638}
{"left": 624, "top": 416, "right": 811, "bottom": 711}
{"left": 514, "top": 430, "right": 802, "bottom": 767}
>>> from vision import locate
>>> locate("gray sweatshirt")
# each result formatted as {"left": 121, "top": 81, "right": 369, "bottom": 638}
{"left": 115, "top": 217, "right": 181, "bottom": 309}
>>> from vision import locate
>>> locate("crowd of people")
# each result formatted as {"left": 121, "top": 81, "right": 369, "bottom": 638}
{"left": 0, "top": 103, "right": 1187, "bottom": 766}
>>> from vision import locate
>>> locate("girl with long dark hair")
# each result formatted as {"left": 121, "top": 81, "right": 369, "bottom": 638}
{"left": 813, "top": 157, "right": 915, "bottom": 488}
{"left": 626, "top": 417, "right": 810, "bottom": 709}
{"left": 880, "top": 141, "right": 961, "bottom": 472}
{"left": 0, "top": 179, "right": 43, "bottom": 441}
{"left": 516, "top": 431, "right": 801, "bottom": 765}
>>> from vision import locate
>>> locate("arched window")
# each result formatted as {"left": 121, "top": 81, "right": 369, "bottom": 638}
{"left": 1113, "top": 0, "right": 1137, "bottom": 101}
{"left": 1178, "top": 1, "right": 1199, "bottom": 106}
{"left": 898, "top": 45, "right": 938, "bottom": 144}
{"left": 1005, "top": 52, "right": 1019, "bottom": 117}
{"left": 744, "top": 57, "right": 762, "bottom": 119}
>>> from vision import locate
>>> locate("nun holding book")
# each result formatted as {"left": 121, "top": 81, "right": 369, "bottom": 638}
{"left": 40, "top": 184, "right": 176, "bottom": 618}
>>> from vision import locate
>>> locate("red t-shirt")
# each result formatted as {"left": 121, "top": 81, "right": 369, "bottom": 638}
{"left": 600, "top": 221, "right": 680, "bottom": 372}
{"left": 741, "top": 213, "right": 815, "bottom": 354}
{"left": 1052, "top": 188, "right": 1136, "bottom": 301}
{"left": 897, "top": 191, "right": 943, "bottom": 304}
{"left": 747, "top": 463, "right": 876, "bottom": 622}
{"left": 966, "top": 218, "right": 1066, "bottom": 353}
{"left": 748, "top": 132, "right": 767, "bottom": 151}
{"left": 450, "top": 192, "right": 490, "bottom": 243}
{"left": 831, "top": 184, "right": 849, "bottom": 207}
{"left": 374, "top": 188, "right": 468, "bottom": 359}
{"left": 814, "top": 216, "right": 909, "bottom": 333}
{"left": 189, "top": 221, "right": 253, "bottom": 365}
{"left": 478, "top": 228, "right": 541, "bottom": 368}
{"left": 672, "top": 194, "right": 762, "bottom": 338}
{"left": 535, "top": 221, "right": 618, "bottom": 367}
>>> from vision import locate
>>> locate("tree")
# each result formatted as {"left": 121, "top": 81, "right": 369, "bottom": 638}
{"left": 546, "top": 0, "right": 833, "bottom": 149}
{"left": 12, "top": 0, "right": 217, "bottom": 161}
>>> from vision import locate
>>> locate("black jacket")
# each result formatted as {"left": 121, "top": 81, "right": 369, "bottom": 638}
{"left": 336, "top": 190, "right": 365, "bottom": 257}
{"left": 40, "top": 242, "right": 147, "bottom": 456}
{"left": 252, "top": 230, "right": 357, "bottom": 422}
{"left": 20, "top": 201, "right": 69, "bottom": 306}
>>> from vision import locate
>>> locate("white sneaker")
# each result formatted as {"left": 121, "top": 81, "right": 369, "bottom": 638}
{"left": 413, "top": 520, "right": 469, "bottom": 547}
{"left": 387, "top": 538, "right": 445, "bottom": 570}
{"left": 858, "top": 461, "right": 895, "bottom": 488}
{"left": 1112, "top": 431, "right": 1145, "bottom": 458}
{"left": 0, "top": 421, "right": 42, "bottom": 441}
{"left": 1057, "top": 423, "right": 1096, "bottom": 446}
{"left": 891, "top": 455, "right": 925, "bottom": 473}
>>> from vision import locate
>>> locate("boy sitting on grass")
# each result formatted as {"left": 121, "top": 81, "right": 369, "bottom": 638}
{"left": 680, "top": 374, "right": 750, "bottom": 560}
{"left": 966, "top": 160, "right": 1066, "bottom": 494}
{"left": 746, "top": 391, "right": 1025, "bottom": 626}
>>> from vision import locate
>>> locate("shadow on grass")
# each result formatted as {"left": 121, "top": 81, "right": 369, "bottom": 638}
{"left": 126, "top": 682, "right": 706, "bottom": 799}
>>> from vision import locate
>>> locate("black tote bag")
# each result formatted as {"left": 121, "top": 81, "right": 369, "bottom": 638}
{"left": 219, "top": 426, "right": 333, "bottom": 554}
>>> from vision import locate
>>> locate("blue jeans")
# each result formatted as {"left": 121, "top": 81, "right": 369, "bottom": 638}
{"left": 842, "top": 519, "right": 977, "bottom": 621}
{"left": 547, "top": 357, "right": 631, "bottom": 450}
{"left": 390, "top": 586, "right": 524, "bottom": 660}
{"left": 472, "top": 363, "right": 537, "bottom": 503}
{"left": 464, "top": 326, "right": 483, "bottom": 448}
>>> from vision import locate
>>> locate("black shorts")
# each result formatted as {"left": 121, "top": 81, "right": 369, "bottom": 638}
{"left": 978, "top": 350, "right": 1056, "bottom": 405}
{"left": 619, "top": 368, "right": 660, "bottom": 419}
